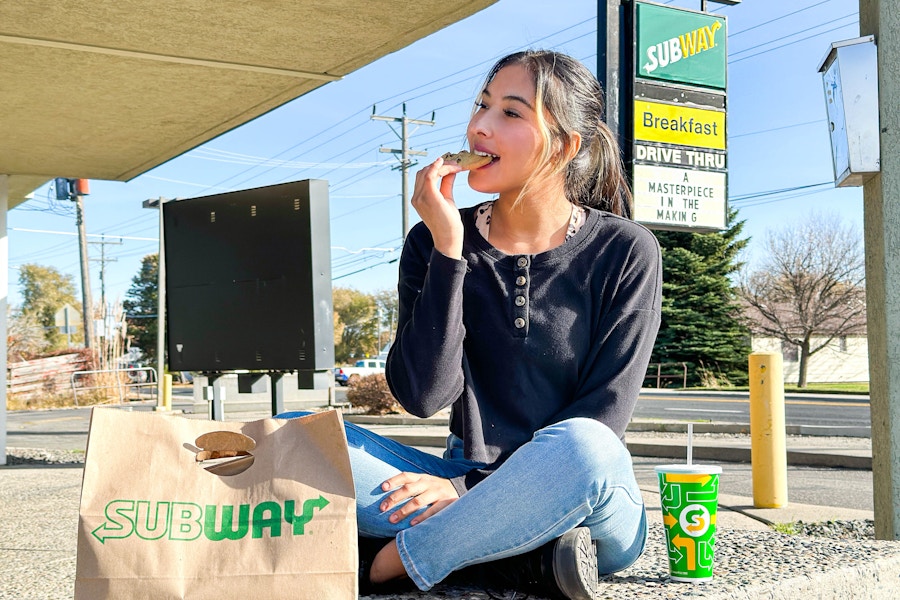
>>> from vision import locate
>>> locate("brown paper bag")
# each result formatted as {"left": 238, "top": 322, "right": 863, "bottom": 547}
{"left": 75, "top": 408, "right": 357, "bottom": 599}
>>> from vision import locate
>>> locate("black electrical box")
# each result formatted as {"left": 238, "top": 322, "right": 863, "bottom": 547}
{"left": 163, "top": 180, "right": 334, "bottom": 373}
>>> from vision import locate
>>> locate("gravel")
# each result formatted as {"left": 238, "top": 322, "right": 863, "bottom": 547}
{"left": 793, "top": 520, "right": 876, "bottom": 540}
{"left": 5, "top": 447, "right": 85, "bottom": 466}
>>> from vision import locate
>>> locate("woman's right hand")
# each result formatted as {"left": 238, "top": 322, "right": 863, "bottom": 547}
{"left": 411, "top": 157, "right": 465, "bottom": 259}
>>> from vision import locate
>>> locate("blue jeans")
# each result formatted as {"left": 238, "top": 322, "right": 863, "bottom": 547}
{"left": 277, "top": 413, "right": 647, "bottom": 591}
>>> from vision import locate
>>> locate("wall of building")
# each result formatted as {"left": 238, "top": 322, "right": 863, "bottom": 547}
{"left": 751, "top": 335, "right": 869, "bottom": 383}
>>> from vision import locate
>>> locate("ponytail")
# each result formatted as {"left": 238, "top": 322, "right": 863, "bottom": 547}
{"left": 578, "top": 119, "right": 633, "bottom": 218}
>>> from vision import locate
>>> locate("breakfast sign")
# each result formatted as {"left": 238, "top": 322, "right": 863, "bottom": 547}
{"left": 631, "top": 1, "right": 729, "bottom": 232}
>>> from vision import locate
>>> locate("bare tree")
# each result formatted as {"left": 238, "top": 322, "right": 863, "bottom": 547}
{"left": 739, "top": 212, "right": 866, "bottom": 387}
{"left": 7, "top": 306, "right": 45, "bottom": 361}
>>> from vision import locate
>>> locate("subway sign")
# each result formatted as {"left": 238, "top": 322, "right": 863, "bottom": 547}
{"left": 631, "top": 1, "right": 729, "bottom": 232}
{"left": 634, "top": 100, "right": 725, "bottom": 150}
{"left": 636, "top": 2, "right": 727, "bottom": 90}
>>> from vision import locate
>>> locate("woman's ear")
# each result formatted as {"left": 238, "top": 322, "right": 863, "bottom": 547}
{"left": 550, "top": 131, "right": 582, "bottom": 168}
{"left": 563, "top": 131, "right": 582, "bottom": 162}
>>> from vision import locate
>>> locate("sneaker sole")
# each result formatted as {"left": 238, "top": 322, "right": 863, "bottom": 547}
{"left": 552, "top": 527, "right": 600, "bottom": 600}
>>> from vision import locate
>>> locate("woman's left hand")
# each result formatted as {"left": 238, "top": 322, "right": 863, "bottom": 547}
{"left": 379, "top": 472, "right": 460, "bottom": 526}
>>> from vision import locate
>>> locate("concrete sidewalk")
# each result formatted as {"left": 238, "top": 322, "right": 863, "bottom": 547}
{"left": 2, "top": 407, "right": 898, "bottom": 599}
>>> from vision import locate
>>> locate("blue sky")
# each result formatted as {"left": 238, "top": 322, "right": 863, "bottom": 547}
{"left": 9, "top": 0, "right": 863, "bottom": 310}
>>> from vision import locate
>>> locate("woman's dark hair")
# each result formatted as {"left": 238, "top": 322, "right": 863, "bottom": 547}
{"left": 480, "top": 50, "right": 633, "bottom": 218}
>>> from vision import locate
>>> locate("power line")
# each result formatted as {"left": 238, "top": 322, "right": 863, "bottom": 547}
{"left": 730, "top": 18, "right": 858, "bottom": 64}
{"left": 729, "top": 119, "right": 826, "bottom": 140}
{"left": 730, "top": 181, "right": 834, "bottom": 204}
{"left": 10, "top": 227, "right": 157, "bottom": 241}
{"left": 729, "top": 0, "right": 839, "bottom": 38}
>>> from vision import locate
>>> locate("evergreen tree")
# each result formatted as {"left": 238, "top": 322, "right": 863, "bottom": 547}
{"left": 651, "top": 209, "right": 751, "bottom": 387}
{"left": 123, "top": 254, "right": 158, "bottom": 364}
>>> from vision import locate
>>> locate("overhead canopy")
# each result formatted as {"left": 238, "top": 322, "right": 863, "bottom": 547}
{"left": 0, "top": 0, "right": 496, "bottom": 207}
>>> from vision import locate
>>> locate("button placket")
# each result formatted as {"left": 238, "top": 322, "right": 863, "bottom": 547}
{"left": 513, "top": 255, "right": 530, "bottom": 335}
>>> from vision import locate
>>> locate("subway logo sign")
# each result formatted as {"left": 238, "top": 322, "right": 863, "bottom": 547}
{"left": 90, "top": 497, "right": 330, "bottom": 544}
{"left": 636, "top": 2, "right": 727, "bottom": 90}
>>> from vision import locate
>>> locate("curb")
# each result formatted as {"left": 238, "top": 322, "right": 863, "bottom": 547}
{"left": 341, "top": 416, "right": 872, "bottom": 470}
{"left": 340, "top": 415, "right": 872, "bottom": 438}
{"left": 627, "top": 419, "right": 871, "bottom": 438}
{"left": 625, "top": 442, "right": 872, "bottom": 470}
{"left": 358, "top": 435, "right": 873, "bottom": 470}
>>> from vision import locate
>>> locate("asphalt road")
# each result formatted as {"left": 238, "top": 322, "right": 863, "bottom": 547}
{"left": 634, "top": 391, "right": 871, "bottom": 431}
{"left": 5, "top": 389, "right": 871, "bottom": 451}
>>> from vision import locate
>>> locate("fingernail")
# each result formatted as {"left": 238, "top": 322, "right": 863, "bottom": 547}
{"left": 380, "top": 502, "right": 388, "bottom": 512}
{"left": 390, "top": 515, "right": 399, "bottom": 523}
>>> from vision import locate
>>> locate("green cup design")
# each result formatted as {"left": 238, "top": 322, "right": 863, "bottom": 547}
{"left": 655, "top": 464, "right": 722, "bottom": 582}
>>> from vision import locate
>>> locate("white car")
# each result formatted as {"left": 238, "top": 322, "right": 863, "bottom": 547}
{"left": 337, "top": 359, "right": 386, "bottom": 384}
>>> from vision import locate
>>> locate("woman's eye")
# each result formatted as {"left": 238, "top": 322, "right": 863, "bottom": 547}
{"left": 504, "top": 109, "right": 521, "bottom": 118}
{"left": 475, "top": 102, "right": 488, "bottom": 111}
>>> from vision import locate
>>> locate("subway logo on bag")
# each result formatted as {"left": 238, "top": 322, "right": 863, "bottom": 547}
{"left": 91, "top": 497, "right": 330, "bottom": 543}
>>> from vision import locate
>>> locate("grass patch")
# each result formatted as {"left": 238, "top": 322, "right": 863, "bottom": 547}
{"left": 686, "top": 382, "right": 869, "bottom": 395}
{"left": 771, "top": 522, "right": 801, "bottom": 535}
{"left": 7, "top": 393, "right": 78, "bottom": 410}
{"left": 784, "top": 382, "right": 869, "bottom": 394}
{"left": 7, "top": 390, "right": 121, "bottom": 411}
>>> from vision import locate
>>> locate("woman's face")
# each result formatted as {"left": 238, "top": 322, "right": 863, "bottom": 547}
{"left": 465, "top": 64, "right": 549, "bottom": 198}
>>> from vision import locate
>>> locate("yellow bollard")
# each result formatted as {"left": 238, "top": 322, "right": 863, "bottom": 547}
{"left": 748, "top": 352, "right": 789, "bottom": 508}
{"left": 159, "top": 374, "right": 173, "bottom": 412}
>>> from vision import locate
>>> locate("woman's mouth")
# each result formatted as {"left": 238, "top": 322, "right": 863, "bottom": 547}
{"left": 473, "top": 149, "right": 499, "bottom": 167}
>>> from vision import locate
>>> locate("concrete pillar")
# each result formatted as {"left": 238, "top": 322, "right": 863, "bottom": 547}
{"left": 859, "top": 0, "right": 900, "bottom": 540}
{"left": 0, "top": 176, "right": 8, "bottom": 466}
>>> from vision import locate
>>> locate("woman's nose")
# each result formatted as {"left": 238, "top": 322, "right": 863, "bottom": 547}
{"left": 468, "top": 112, "right": 490, "bottom": 138}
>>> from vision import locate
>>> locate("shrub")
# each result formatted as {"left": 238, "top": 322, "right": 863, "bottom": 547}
{"left": 346, "top": 373, "right": 404, "bottom": 415}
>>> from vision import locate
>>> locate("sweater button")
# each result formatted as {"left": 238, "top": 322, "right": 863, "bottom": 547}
{"left": 515, "top": 295, "right": 526, "bottom": 306}
{"left": 514, "top": 318, "right": 526, "bottom": 328}
{"left": 515, "top": 275, "right": 526, "bottom": 286}
{"left": 516, "top": 256, "right": 528, "bottom": 268}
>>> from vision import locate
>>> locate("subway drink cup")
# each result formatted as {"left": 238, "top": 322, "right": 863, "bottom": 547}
{"left": 654, "top": 464, "right": 722, "bottom": 582}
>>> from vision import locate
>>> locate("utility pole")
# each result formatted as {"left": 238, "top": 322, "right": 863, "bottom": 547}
{"left": 860, "top": 0, "right": 900, "bottom": 541}
{"left": 597, "top": 0, "right": 627, "bottom": 147}
{"left": 142, "top": 197, "right": 168, "bottom": 409}
{"left": 89, "top": 235, "right": 123, "bottom": 322}
{"left": 74, "top": 194, "right": 95, "bottom": 349}
{"left": 371, "top": 103, "right": 434, "bottom": 241}
{"left": 56, "top": 178, "right": 97, "bottom": 350}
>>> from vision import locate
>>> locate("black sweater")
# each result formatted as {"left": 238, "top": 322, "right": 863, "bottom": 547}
{"left": 386, "top": 205, "right": 662, "bottom": 493}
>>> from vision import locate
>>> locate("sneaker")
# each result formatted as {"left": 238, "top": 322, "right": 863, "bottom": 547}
{"left": 549, "top": 527, "right": 601, "bottom": 600}
{"left": 452, "top": 527, "right": 601, "bottom": 600}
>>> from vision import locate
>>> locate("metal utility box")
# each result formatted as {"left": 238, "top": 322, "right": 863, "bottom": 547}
{"left": 163, "top": 179, "right": 334, "bottom": 377}
{"left": 818, "top": 35, "right": 880, "bottom": 187}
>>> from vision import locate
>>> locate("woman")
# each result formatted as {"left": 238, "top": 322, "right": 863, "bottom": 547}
{"left": 301, "top": 50, "right": 660, "bottom": 599}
